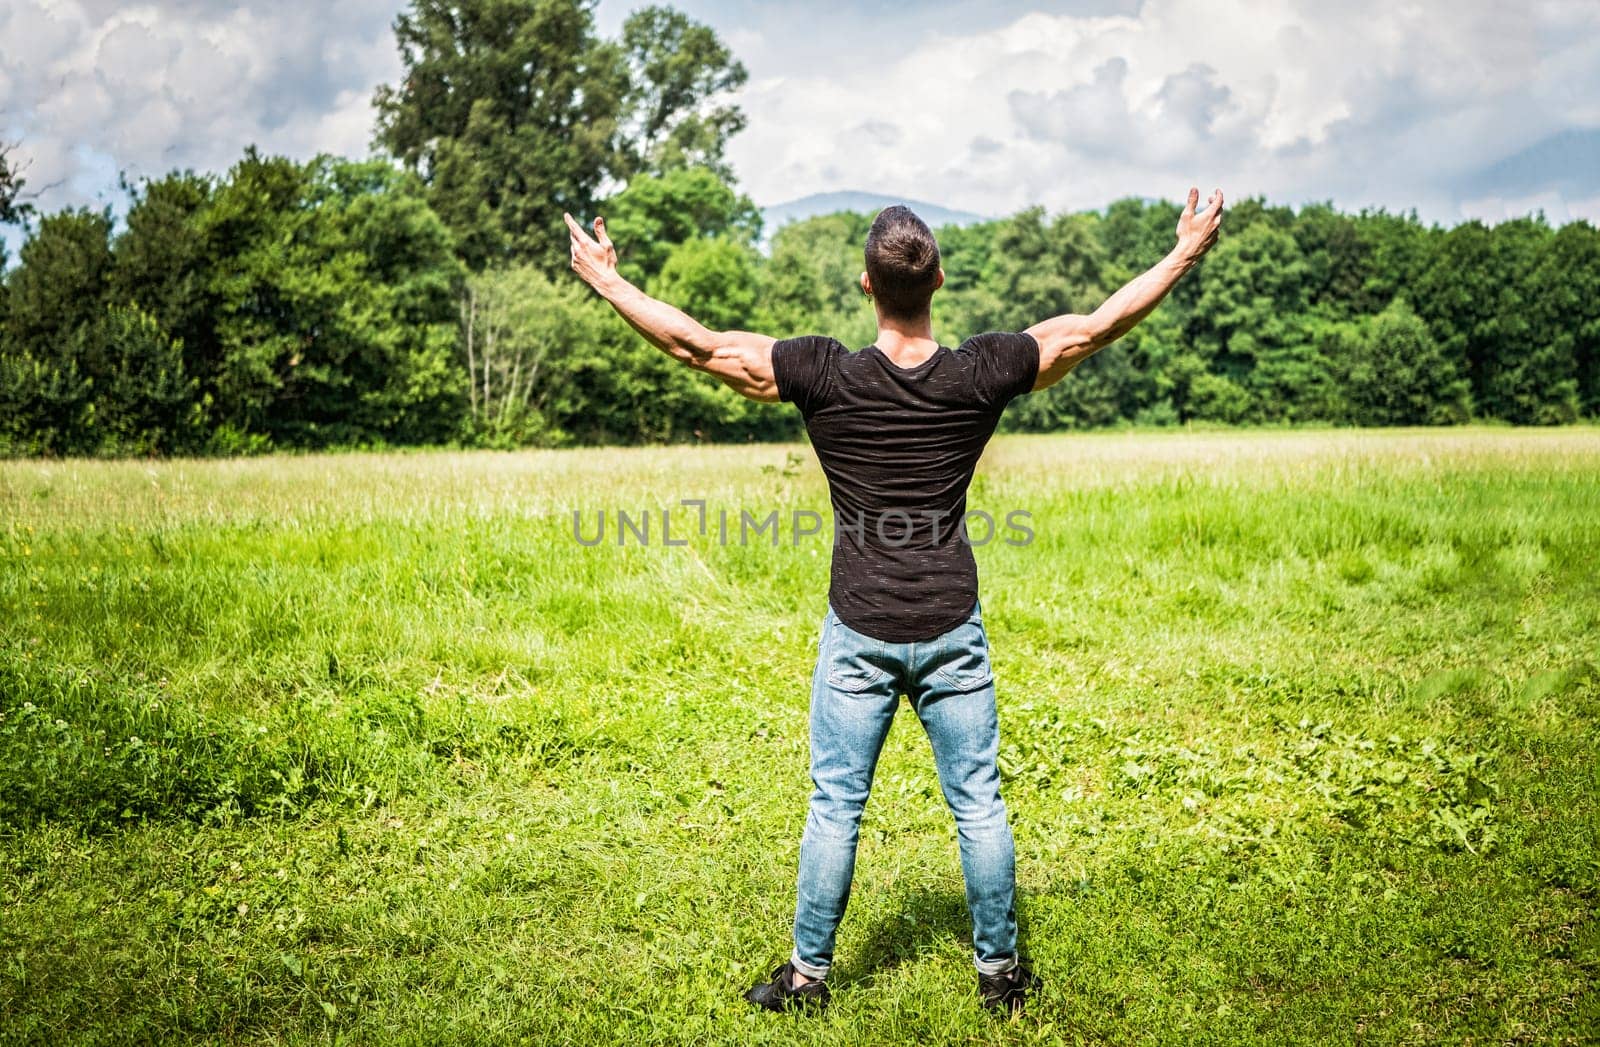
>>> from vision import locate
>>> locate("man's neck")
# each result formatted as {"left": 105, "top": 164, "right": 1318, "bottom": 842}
{"left": 874, "top": 311, "right": 938, "bottom": 367}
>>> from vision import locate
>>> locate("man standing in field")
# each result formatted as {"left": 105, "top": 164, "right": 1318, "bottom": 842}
{"left": 564, "top": 186, "right": 1223, "bottom": 1015}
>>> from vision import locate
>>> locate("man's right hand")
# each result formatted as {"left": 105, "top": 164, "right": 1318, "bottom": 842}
{"left": 1175, "top": 187, "right": 1224, "bottom": 263}
{"left": 565, "top": 212, "right": 620, "bottom": 293}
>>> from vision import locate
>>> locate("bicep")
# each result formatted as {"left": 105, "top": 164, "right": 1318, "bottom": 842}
{"left": 698, "top": 331, "right": 779, "bottom": 403}
{"left": 1024, "top": 313, "right": 1099, "bottom": 391}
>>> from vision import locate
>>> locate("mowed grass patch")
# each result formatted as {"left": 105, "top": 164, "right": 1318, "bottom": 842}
{"left": 2, "top": 428, "right": 1597, "bottom": 1045}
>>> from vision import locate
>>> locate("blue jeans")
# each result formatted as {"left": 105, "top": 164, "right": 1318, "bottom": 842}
{"left": 790, "top": 602, "right": 1018, "bottom": 980}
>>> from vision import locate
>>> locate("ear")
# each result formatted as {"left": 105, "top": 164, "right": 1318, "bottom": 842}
{"left": 859, "top": 270, "right": 872, "bottom": 297}
{"left": 934, "top": 267, "right": 945, "bottom": 291}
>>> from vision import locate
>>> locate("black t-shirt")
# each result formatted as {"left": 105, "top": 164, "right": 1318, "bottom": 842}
{"left": 772, "top": 332, "right": 1039, "bottom": 642}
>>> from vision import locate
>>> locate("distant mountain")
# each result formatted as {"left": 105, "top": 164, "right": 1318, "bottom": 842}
{"left": 760, "top": 191, "right": 989, "bottom": 240}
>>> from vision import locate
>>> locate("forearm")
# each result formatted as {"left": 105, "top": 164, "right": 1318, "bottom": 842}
{"left": 1084, "top": 246, "right": 1197, "bottom": 349}
{"left": 1029, "top": 188, "right": 1221, "bottom": 391}
{"left": 1028, "top": 243, "right": 1204, "bottom": 390}
{"left": 589, "top": 271, "right": 718, "bottom": 368}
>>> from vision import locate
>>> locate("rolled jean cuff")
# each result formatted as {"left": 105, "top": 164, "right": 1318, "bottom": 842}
{"left": 789, "top": 949, "right": 830, "bottom": 981}
{"left": 973, "top": 952, "right": 1018, "bottom": 976}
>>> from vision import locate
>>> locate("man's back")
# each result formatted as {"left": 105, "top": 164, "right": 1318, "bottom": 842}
{"left": 772, "top": 332, "right": 1038, "bottom": 642}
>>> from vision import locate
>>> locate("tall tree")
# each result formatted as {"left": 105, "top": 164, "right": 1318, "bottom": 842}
{"left": 373, "top": 0, "right": 628, "bottom": 271}
{"left": 1413, "top": 220, "right": 1516, "bottom": 419}
{"left": 5, "top": 208, "right": 114, "bottom": 362}
{"left": 1352, "top": 208, "right": 1435, "bottom": 317}
{"left": 1528, "top": 222, "right": 1600, "bottom": 417}
{"left": 619, "top": 6, "right": 747, "bottom": 177}
{"left": 1292, "top": 202, "right": 1368, "bottom": 320}
{"left": 373, "top": 0, "right": 747, "bottom": 273}
{"left": 2, "top": 209, "right": 114, "bottom": 453}
{"left": 112, "top": 172, "right": 220, "bottom": 408}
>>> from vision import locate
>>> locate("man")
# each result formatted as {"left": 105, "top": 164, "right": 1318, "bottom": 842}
{"left": 564, "top": 187, "right": 1223, "bottom": 1016}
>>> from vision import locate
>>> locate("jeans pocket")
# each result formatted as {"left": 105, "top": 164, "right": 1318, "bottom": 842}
{"left": 824, "top": 616, "right": 892, "bottom": 693}
{"left": 934, "top": 621, "right": 994, "bottom": 692}
{"left": 828, "top": 660, "right": 892, "bottom": 693}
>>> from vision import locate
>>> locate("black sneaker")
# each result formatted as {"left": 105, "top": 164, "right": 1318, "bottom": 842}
{"left": 744, "top": 961, "right": 830, "bottom": 1014}
{"left": 978, "top": 961, "right": 1038, "bottom": 1015}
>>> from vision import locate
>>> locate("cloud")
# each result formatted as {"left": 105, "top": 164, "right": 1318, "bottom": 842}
{"left": 2, "top": 0, "right": 1598, "bottom": 240}
{"left": 724, "top": 0, "right": 1600, "bottom": 225}
{"left": 0, "top": 0, "right": 400, "bottom": 214}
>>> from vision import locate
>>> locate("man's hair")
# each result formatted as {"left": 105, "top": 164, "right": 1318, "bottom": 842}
{"left": 864, "top": 206, "right": 941, "bottom": 320}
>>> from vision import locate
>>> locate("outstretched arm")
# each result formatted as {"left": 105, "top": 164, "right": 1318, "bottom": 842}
{"left": 564, "top": 212, "right": 778, "bottom": 403}
{"left": 1026, "top": 187, "right": 1224, "bottom": 391}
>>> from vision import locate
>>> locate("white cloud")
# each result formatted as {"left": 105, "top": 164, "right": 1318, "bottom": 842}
{"left": 723, "top": 0, "right": 1600, "bottom": 225}
{"left": 0, "top": 0, "right": 399, "bottom": 215}
{"left": 1, "top": 0, "right": 1597, "bottom": 245}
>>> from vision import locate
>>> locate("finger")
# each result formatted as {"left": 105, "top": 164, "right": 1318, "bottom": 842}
{"left": 1183, "top": 187, "right": 1199, "bottom": 218}
{"left": 592, "top": 215, "right": 613, "bottom": 249}
{"left": 563, "top": 211, "right": 594, "bottom": 245}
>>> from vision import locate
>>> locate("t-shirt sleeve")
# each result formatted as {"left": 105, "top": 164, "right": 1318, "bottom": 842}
{"left": 969, "top": 331, "right": 1041, "bottom": 408}
{"left": 771, "top": 335, "right": 839, "bottom": 417}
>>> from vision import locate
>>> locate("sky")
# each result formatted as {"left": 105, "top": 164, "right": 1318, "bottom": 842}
{"left": 2, "top": 0, "right": 1598, "bottom": 252}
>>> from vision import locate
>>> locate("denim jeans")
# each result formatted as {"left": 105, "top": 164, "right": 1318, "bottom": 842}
{"left": 789, "top": 601, "right": 1018, "bottom": 980}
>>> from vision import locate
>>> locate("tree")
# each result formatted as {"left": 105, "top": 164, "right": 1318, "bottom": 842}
{"left": 1, "top": 208, "right": 209, "bottom": 454}
{"left": 761, "top": 211, "right": 876, "bottom": 346}
{"left": 0, "top": 346, "right": 92, "bottom": 455}
{"left": 1292, "top": 203, "right": 1368, "bottom": 320}
{"left": 0, "top": 138, "right": 36, "bottom": 228}
{"left": 1507, "top": 220, "right": 1590, "bottom": 424}
{"left": 373, "top": 0, "right": 746, "bottom": 273}
{"left": 5, "top": 208, "right": 114, "bottom": 360}
{"left": 373, "top": 0, "right": 628, "bottom": 271}
{"left": 1189, "top": 223, "right": 1312, "bottom": 421}
{"left": 956, "top": 209, "right": 1108, "bottom": 334}
{"left": 459, "top": 264, "right": 603, "bottom": 445}
{"left": 112, "top": 172, "right": 220, "bottom": 408}
{"left": 197, "top": 152, "right": 466, "bottom": 447}
{"left": 619, "top": 6, "right": 747, "bottom": 177}
{"left": 649, "top": 236, "right": 761, "bottom": 333}
{"left": 1340, "top": 297, "right": 1472, "bottom": 426}
{"left": 1527, "top": 222, "right": 1600, "bottom": 417}
{"left": 603, "top": 167, "right": 760, "bottom": 284}
{"left": 1, "top": 208, "right": 115, "bottom": 452}
{"left": 1353, "top": 209, "right": 1435, "bottom": 317}
{"left": 1411, "top": 218, "right": 1564, "bottom": 422}
{"left": 80, "top": 305, "right": 204, "bottom": 455}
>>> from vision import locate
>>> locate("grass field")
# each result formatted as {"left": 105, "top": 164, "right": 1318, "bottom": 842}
{"left": 2, "top": 428, "right": 1598, "bottom": 1045}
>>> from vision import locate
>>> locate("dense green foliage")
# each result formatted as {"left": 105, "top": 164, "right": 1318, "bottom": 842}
{"left": 1, "top": 154, "right": 464, "bottom": 456}
{"left": 372, "top": 0, "right": 745, "bottom": 272}
{"left": 8, "top": 163, "right": 1598, "bottom": 456}
{"left": 2, "top": 0, "right": 1598, "bottom": 457}
{"left": 2, "top": 431, "right": 1596, "bottom": 1042}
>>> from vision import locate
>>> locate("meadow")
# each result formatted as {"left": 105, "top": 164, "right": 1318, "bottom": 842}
{"left": 1, "top": 428, "right": 1597, "bottom": 1045}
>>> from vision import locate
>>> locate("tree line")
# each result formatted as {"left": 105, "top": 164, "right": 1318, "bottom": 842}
{"left": 1, "top": 0, "right": 1597, "bottom": 456}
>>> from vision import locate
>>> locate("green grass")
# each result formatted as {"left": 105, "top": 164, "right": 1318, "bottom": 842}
{"left": 2, "top": 428, "right": 1597, "bottom": 1045}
